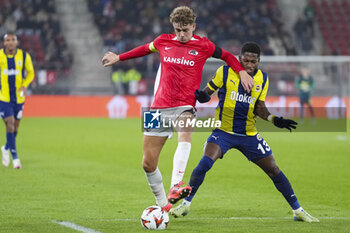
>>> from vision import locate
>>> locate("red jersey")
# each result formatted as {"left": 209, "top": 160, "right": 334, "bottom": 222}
{"left": 118, "top": 33, "right": 244, "bottom": 109}
{"left": 151, "top": 34, "right": 215, "bottom": 108}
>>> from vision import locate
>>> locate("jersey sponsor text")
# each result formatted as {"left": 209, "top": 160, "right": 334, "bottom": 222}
{"left": 163, "top": 56, "right": 195, "bottom": 66}
{"left": 230, "top": 90, "right": 256, "bottom": 105}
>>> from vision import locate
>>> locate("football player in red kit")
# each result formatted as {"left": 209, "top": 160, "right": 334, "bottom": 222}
{"left": 102, "top": 6, "right": 254, "bottom": 212}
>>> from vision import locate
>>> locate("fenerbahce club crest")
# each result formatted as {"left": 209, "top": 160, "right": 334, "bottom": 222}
{"left": 255, "top": 84, "right": 261, "bottom": 92}
{"left": 256, "top": 134, "right": 262, "bottom": 141}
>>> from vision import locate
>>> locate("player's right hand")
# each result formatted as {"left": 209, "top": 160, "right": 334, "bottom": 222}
{"left": 102, "top": 51, "right": 119, "bottom": 67}
{"left": 273, "top": 117, "right": 298, "bottom": 132}
{"left": 239, "top": 70, "right": 254, "bottom": 93}
{"left": 195, "top": 89, "right": 211, "bottom": 103}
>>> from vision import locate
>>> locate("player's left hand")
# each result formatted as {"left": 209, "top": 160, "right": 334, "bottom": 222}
{"left": 195, "top": 89, "right": 211, "bottom": 103}
{"left": 102, "top": 51, "right": 119, "bottom": 67}
{"left": 239, "top": 70, "right": 254, "bottom": 93}
{"left": 273, "top": 117, "right": 298, "bottom": 132}
{"left": 19, "top": 86, "right": 26, "bottom": 97}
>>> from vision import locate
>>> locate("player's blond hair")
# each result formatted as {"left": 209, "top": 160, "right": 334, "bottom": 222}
{"left": 170, "top": 6, "right": 196, "bottom": 26}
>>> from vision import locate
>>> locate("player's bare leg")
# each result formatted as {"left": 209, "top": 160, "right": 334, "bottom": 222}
{"left": 171, "top": 142, "right": 221, "bottom": 217}
{"left": 15, "top": 119, "right": 20, "bottom": 135}
{"left": 168, "top": 112, "right": 194, "bottom": 204}
{"left": 254, "top": 155, "right": 319, "bottom": 222}
{"left": 143, "top": 135, "right": 171, "bottom": 210}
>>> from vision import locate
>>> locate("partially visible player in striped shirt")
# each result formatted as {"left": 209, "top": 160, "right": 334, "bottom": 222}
{"left": 102, "top": 6, "right": 254, "bottom": 212}
{"left": 0, "top": 32, "right": 34, "bottom": 169}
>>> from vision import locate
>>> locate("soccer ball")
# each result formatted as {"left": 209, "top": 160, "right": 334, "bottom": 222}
{"left": 140, "top": 205, "right": 169, "bottom": 230}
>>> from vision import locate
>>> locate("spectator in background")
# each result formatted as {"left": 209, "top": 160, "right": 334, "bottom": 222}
{"left": 125, "top": 68, "right": 142, "bottom": 95}
{"left": 295, "top": 66, "right": 315, "bottom": 122}
{"left": 0, "top": 0, "right": 72, "bottom": 74}
{"left": 303, "top": 1, "right": 315, "bottom": 37}
{"left": 90, "top": 0, "right": 295, "bottom": 57}
{"left": 293, "top": 16, "right": 313, "bottom": 54}
{"left": 112, "top": 68, "right": 125, "bottom": 95}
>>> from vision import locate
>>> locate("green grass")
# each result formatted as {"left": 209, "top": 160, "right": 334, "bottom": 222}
{"left": 0, "top": 118, "right": 349, "bottom": 233}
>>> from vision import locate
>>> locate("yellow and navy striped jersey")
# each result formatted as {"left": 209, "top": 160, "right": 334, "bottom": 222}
{"left": 0, "top": 48, "right": 34, "bottom": 104}
{"left": 208, "top": 65, "right": 269, "bottom": 136}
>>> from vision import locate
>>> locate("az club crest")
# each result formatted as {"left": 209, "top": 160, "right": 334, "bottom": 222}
{"left": 189, "top": 50, "right": 198, "bottom": 55}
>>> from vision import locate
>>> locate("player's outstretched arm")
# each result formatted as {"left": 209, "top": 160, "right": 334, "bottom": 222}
{"left": 102, "top": 43, "right": 155, "bottom": 67}
{"left": 255, "top": 100, "right": 298, "bottom": 132}
{"left": 102, "top": 51, "right": 119, "bottom": 67}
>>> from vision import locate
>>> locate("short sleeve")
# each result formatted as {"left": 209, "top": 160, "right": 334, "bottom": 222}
{"left": 149, "top": 42, "right": 158, "bottom": 52}
{"left": 208, "top": 65, "right": 224, "bottom": 90}
{"left": 22, "top": 52, "right": 35, "bottom": 87}
{"left": 152, "top": 35, "right": 163, "bottom": 51}
{"left": 205, "top": 38, "right": 216, "bottom": 58}
{"left": 258, "top": 76, "right": 269, "bottom": 101}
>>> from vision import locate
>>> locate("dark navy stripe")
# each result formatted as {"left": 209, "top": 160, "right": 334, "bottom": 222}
{"left": 232, "top": 82, "right": 250, "bottom": 134}
{"left": 261, "top": 71, "right": 268, "bottom": 92}
{"left": 218, "top": 66, "right": 229, "bottom": 121}
{"left": 7, "top": 57, "right": 17, "bottom": 103}
{"left": 22, "top": 51, "right": 26, "bottom": 78}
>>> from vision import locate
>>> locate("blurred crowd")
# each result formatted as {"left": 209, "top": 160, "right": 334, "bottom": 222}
{"left": 0, "top": 0, "right": 72, "bottom": 71}
{"left": 293, "top": 2, "right": 315, "bottom": 54}
{"left": 88, "top": 0, "right": 297, "bottom": 57}
{"left": 88, "top": 0, "right": 301, "bottom": 95}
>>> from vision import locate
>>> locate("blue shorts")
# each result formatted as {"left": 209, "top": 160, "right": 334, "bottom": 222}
{"left": 0, "top": 101, "right": 24, "bottom": 120}
{"left": 207, "top": 129, "right": 272, "bottom": 161}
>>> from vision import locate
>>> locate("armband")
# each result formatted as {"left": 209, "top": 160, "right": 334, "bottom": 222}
{"left": 267, "top": 115, "right": 275, "bottom": 123}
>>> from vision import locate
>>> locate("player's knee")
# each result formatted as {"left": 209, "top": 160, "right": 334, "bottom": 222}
{"left": 6, "top": 122, "right": 15, "bottom": 132}
{"left": 142, "top": 159, "right": 156, "bottom": 173}
{"left": 268, "top": 165, "right": 281, "bottom": 178}
{"left": 178, "top": 131, "right": 192, "bottom": 142}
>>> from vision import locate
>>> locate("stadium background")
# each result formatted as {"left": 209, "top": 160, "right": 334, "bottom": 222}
{"left": 0, "top": 0, "right": 349, "bottom": 118}
{"left": 0, "top": 0, "right": 349, "bottom": 233}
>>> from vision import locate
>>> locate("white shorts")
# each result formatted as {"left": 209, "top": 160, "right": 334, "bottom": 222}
{"left": 143, "top": 105, "right": 196, "bottom": 138}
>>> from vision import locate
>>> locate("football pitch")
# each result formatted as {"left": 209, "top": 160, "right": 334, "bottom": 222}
{"left": 0, "top": 118, "right": 349, "bottom": 233}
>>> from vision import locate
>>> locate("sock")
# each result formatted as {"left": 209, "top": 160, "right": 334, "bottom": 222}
{"left": 183, "top": 199, "right": 191, "bottom": 207}
{"left": 308, "top": 105, "right": 315, "bottom": 118}
{"left": 293, "top": 207, "right": 304, "bottom": 214}
{"left": 6, "top": 132, "right": 18, "bottom": 160}
{"left": 171, "top": 142, "right": 191, "bottom": 187}
{"left": 271, "top": 171, "right": 300, "bottom": 210}
{"left": 145, "top": 167, "right": 168, "bottom": 207}
{"left": 185, "top": 156, "right": 214, "bottom": 202}
{"left": 5, "top": 132, "right": 17, "bottom": 150}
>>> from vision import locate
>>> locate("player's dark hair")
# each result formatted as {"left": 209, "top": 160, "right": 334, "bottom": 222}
{"left": 241, "top": 42, "right": 261, "bottom": 57}
{"left": 170, "top": 6, "right": 196, "bottom": 26}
